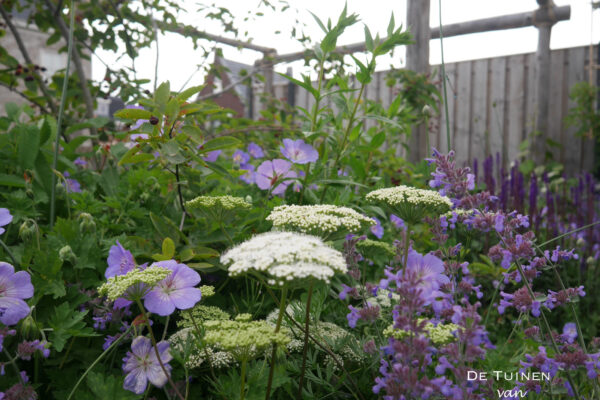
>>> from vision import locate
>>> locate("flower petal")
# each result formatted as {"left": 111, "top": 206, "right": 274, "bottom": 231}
{"left": 6, "top": 271, "right": 33, "bottom": 299}
{"left": 123, "top": 368, "right": 148, "bottom": 395}
{"left": 144, "top": 289, "right": 175, "bottom": 316}
{"left": 169, "top": 287, "right": 201, "bottom": 311}
{"left": 0, "top": 209, "right": 13, "bottom": 227}
{"left": 0, "top": 297, "right": 30, "bottom": 325}
{"left": 171, "top": 265, "right": 200, "bottom": 288}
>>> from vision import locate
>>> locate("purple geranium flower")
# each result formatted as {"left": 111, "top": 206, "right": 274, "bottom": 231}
{"left": 232, "top": 150, "right": 250, "bottom": 164}
{"left": 73, "top": 157, "right": 87, "bottom": 167}
{"left": 0, "top": 208, "right": 13, "bottom": 235}
{"left": 143, "top": 260, "right": 201, "bottom": 316}
{"left": 203, "top": 150, "right": 221, "bottom": 162}
{"left": 240, "top": 163, "right": 255, "bottom": 184}
{"left": 123, "top": 336, "right": 172, "bottom": 394}
{"left": 370, "top": 217, "right": 384, "bottom": 239}
{"left": 255, "top": 159, "right": 297, "bottom": 195}
{"left": 0, "top": 262, "right": 34, "bottom": 325}
{"left": 280, "top": 138, "right": 318, "bottom": 164}
{"left": 248, "top": 142, "right": 264, "bottom": 158}
{"left": 63, "top": 172, "right": 82, "bottom": 193}
{"left": 105, "top": 240, "right": 136, "bottom": 279}
{"left": 390, "top": 214, "right": 405, "bottom": 230}
{"left": 405, "top": 251, "right": 450, "bottom": 295}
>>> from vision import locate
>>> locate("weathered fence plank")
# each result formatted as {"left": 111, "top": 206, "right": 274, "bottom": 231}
{"left": 506, "top": 54, "right": 526, "bottom": 164}
{"left": 470, "top": 59, "right": 488, "bottom": 165}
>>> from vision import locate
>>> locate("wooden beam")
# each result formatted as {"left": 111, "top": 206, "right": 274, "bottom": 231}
{"left": 430, "top": 5, "right": 570, "bottom": 39}
{"left": 406, "top": 0, "right": 431, "bottom": 162}
{"left": 154, "top": 20, "right": 276, "bottom": 54}
{"left": 271, "top": 5, "right": 570, "bottom": 65}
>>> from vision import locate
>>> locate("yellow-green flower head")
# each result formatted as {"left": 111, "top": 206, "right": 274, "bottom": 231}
{"left": 177, "top": 305, "right": 230, "bottom": 329}
{"left": 170, "top": 328, "right": 236, "bottom": 369}
{"left": 366, "top": 288, "right": 400, "bottom": 309}
{"left": 366, "top": 185, "right": 452, "bottom": 224}
{"left": 356, "top": 239, "right": 396, "bottom": 258}
{"left": 266, "top": 204, "right": 374, "bottom": 237}
{"left": 199, "top": 285, "right": 215, "bottom": 298}
{"left": 98, "top": 266, "right": 171, "bottom": 301}
{"left": 383, "top": 319, "right": 459, "bottom": 345}
{"left": 221, "top": 231, "right": 347, "bottom": 286}
{"left": 203, "top": 319, "right": 290, "bottom": 361}
{"left": 186, "top": 195, "right": 251, "bottom": 211}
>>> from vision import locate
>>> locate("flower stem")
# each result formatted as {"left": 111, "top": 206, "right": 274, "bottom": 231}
{"left": 297, "top": 280, "right": 314, "bottom": 399}
{"left": 50, "top": 0, "right": 75, "bottom": 229}
{"left": 135, "top": 300, "right": 185, "bottom": 400}
{"left": 265, "top": 286, "right": 288, "bottom": 400}
{"left": 0, "top": 238, "right": 18, "bottom": 266}
{"left": 240, "top": 357, "right": 248, "bottom": 400}
{"left": 402, "top": 224, "right": 411, "bottom": 270}
{"left": 66, "top": 325, "right": 133, "bottom": 400}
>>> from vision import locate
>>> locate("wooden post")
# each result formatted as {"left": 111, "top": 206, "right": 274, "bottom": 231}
{"left": 406, "top": 0, "right": 431, "bottom": 162}
{"left": 533, "top": 0, "right": 556, "bottom": 164}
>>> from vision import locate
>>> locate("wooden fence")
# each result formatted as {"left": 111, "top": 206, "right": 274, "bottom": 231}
{"left": 262, "top": 45, "right": 597, "bottom": 175}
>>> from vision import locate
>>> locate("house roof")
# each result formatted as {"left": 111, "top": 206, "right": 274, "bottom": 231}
{"left": 215, "top": 55, "right": 288, "bottom": 100}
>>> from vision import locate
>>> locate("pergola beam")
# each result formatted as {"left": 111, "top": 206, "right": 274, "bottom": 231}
{"left": 271, "top": 5, "right": 570, "bottom": 65}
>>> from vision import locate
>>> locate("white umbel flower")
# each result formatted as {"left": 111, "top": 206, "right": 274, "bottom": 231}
{"left": 366, "top": 185, "right": 452, "bottom": 224}
{"left": 266, "top": 204, "right": 374, "bottom": 237}
{"left": 220, "top": 231, "right": 347, "bottom": 286}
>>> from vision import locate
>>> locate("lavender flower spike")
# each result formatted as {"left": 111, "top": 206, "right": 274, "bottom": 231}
{"left": 144, "top": 260, "right": 201, "bottom": 316}
{"left": 280, "top": 138, "right": 318, "bottom": 164}
{"left": 0, "top": 208, "right": 12, "bottom": 235}
{"left": 0, "top": 262, "right": 34, "bottom": 325}
{"left": 123, "top": 336, "right": 172, "bottom": 394}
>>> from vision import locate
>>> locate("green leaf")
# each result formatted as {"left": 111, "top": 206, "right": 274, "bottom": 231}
{"left": 188, "top": 262, "right": 218, "bottom": 271}
{"left": 49, "top": 302, "right": 97, "bottom": 352}
{"left": 369, "top": 132, "right": 386, "bottom": 149}
{"left": 387, "top": 13, "right": 396, "bottom": 37}
{"left": 150, "top": 212, "right": 181, "bottom": 244}
{"left": 0, "top": 173, "right": 25, "bottom": 187}
{"left": 17, "top": 124, "right": 41, "bottom": 170}
{"left": 364, "top": 26, "right": 374, "bottom": 52}
{"left": 86, "top": 371, "right": 141, "bottom": 400}
{"left": 154, "top": 81, "right": 171, "bottom": 109}
{"left": 181, "top": 125, "right": 203, "bottom": 145}
{"left": 176, "top": 85, "right": 203, "bottom": 101}
{"left": 113, "top": 108, "right": 152, "bottom": 121}
{"left": 162, "top": 237, "right": 175, "bottom": 259}
{"left": 277, "top": 73, "right": 318, "bottom": 99}
{"left": 199, "top": 136, "right": 241, "bottom": 152}
{"left": 313, "top": 179, "right": 368, "bottom": 188}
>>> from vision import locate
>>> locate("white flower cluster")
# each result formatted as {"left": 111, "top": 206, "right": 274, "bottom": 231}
{"left": 186, "top": 195, "right": 251, "bottom": 211}
{"left": 366, "top": 288, "right": 400, "bottom": 309}
{"left": 366, "top": 185, "right": 452, "bottom": 223}
{"left": 170, "top": 328, "right": 236, "bottom": 369}
{"left": 266, "top": 204, "right": 374, "bottom": 236}
{"left": 220, "top": 231, "right": 347, "bottom": 285}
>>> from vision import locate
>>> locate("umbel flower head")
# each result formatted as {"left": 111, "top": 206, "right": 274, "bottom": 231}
{"left": 203, "top": 318, "right": 290, "bottom": 361}
{"left": 186, "top": 195, "right": 251, "bottom": 212}
{"left": 98, "top": 267, "right": 171, "bottom": 301}
{"left": 221, "top": 231, "right": 347, "bottom": 286}
{"left": 266, "top": 204, "right": 374, "bottom": 237}
{"left": 366, "top": 185, "right": 452, "bottom": 225}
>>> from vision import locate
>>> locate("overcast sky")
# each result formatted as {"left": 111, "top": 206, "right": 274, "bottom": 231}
{"left": 92, "top": 0, "right": 599, "bottom": 90}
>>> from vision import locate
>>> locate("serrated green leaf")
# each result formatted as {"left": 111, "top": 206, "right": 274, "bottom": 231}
{"left": 17, "top": 124, "right": 40, "bottom": 170}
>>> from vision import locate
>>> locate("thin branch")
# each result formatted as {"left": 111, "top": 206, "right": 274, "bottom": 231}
{"left": 42, "top": 0, "right": 96, "bottom": 125}
{"left": 0, "top": 81, "right": 51, "bottom": 114}
{"left": 0, "top": 4, "right": 58, "bottom": 114}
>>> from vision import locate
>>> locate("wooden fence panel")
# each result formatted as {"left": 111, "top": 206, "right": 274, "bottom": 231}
{"left": 252, "top": 45, "right": 596, "bottom": 174}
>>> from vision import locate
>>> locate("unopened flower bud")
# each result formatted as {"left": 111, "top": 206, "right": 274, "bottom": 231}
{"left": 78, "top": 212, "right": 96, "bottom": 233}
{"left": 55, "top": 182, "right": 66, "bottom": 197}
{"left": 244, "top": 195, "right": 252, "bottom": 204}
{"left": 576, "top": 237, "right": 586, "bottom": 248}
{"left": 19, "top": 220, "right": 36, "bottom": 242}
{"left": 422, "top": 104, "right": 433, "bottom": 117}
{"left": 59, "top": 245, "right": 77, "bottom": 264}
{"left": 20, "top": 315, "right": 39, "bottom": 340}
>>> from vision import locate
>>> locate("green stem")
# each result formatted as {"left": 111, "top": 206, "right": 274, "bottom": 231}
{"left": 265, "top": 286, "right": 288, "bottom": 400}
{"left": 260, "top": 283, "right": 365, "bottom": 400}
{"left": 240, "top": 357, "right": 248, "bottom": 400}
{"left": 50, "top": 0, "right": 75, "bottom": 229}
{"left": 297, "top": 281, "right": 314, "bottom": 399}
{"left": 3, "top": 348, "right": 24, "bottom": 384}
{"left": 537, "top": 220, "right": 600, "bottom": 248}
{"left": 438, "top": 0, "right": 451, "bottom": 152}
{"left": 67, "top": 325, "right": 133, "bottom": 400}
{"left": 135, "top": 300, "right": 185, "bottom": 400}
{"left": 0, "top": 238, "right": 18, "bottom": 266}
{"left": 403, "top": 224, "right": 411, "bottom": 270}
{"left": 320, "top": 82, "right": 366, "bottom": 203}
{"left": 186, "top": 310, "right": 217, "bottom": 381}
